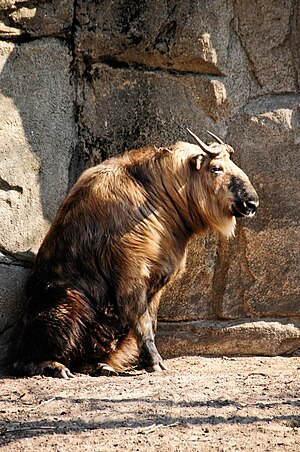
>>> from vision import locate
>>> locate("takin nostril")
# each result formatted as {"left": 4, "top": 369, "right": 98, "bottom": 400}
{"left": 244, "top": 201, "right": 258, "bottom": 213}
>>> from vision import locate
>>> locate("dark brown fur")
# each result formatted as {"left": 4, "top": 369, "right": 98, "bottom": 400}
{"left": 7, "top": 140, "right": 258, "bottom": 378}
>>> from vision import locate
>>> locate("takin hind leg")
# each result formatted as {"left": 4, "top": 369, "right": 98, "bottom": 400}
{"left": 100, "top": 332, "right": 139, "bottom": 376}
{"left": 8, "top": 288, "right": 95, "bottom": 379}
{"left": 9, "top": 360, "right": 75, "bottom": 379}
{"left": 79, "top": 333, "right": 139, "bottom": 377}
{"left": 74, "top": 333, "right": 139, "bottom": 377}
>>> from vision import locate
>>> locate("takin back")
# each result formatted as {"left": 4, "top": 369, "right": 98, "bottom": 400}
{"left": 7, "top": 130, "right": 259, "bottom": 378}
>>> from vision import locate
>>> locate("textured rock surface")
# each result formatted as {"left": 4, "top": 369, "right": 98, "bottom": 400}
{"left": 157, "top": 319, "right": 300, "bottom": 357}
{"left": 0, "top": 0, "right": 299, "bottom": 358}
{"left": 0, "top": 0, "right": 73, "bottom": 38}
{"left": 78, "top": 64, "right": 228, "bottom": 167}
{"left": 232, "top": 0, "right": 299, "bottom": 95}
{"left": 76, "top": 0, "right": 232, "bottom": 75}
{"left": 159, "top": 234, "right": 218, "bottom": 321}
{"left": 0, "top": 39, "right": 76, "bottom": 255}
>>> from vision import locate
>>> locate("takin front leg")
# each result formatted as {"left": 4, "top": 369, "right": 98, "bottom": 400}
{"left": 148, "top": 289, "right": 163, "bottom": 334}
{"left": 143, "top": 289, "right": 168, "bottom": 372}
{"left": 137, "top": 309, "right": 168, "bottom": 372}
{"left": 118, "top": 288, "right": 167, "bottom": 372}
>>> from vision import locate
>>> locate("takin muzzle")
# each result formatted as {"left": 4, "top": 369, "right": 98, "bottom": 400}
{"left": 229, "top": 175, "right": 259, "bottom": 218}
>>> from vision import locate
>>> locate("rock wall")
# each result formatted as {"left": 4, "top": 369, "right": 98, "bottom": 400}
{"left": 0, "top": 0, "right": 299, "bottom": 358}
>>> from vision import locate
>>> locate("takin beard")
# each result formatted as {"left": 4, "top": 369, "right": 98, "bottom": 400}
{"left": 214, "top": 215, "right": 237, "bottom": 238}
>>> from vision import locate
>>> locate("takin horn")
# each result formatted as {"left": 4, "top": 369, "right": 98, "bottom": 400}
{"left": 187, "top": 128, "right": 221, "bottom": 156}
{"left": 207, "top": 130, "right": 235, "bottom": 155}
{"left": 206, "top": 130, "right": 225, "bottom": 145}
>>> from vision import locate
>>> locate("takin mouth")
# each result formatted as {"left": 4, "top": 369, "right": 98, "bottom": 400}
{"left": 232, "top": 201, "right": 258, "bottom": 218}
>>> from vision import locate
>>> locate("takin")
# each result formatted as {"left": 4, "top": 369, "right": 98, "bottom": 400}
{"left": 7, "top": 130, "right": 259, "bottom": 378}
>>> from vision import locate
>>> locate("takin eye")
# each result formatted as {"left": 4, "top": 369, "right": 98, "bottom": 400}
{"left": 211, "top": 166, "right": 223, "bottom": 175}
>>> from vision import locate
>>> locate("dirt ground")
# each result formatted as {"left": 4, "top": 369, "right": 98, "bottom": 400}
{"left": 1, "top": 355, "right": 300, "bottom": 451}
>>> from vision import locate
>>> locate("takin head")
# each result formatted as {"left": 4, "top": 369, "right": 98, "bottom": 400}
{"left": 186, "top": 129, "right": 259, "bottom": 238}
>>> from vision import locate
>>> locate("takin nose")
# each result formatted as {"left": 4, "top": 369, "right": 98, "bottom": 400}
{"left": 232, "top": 192, "right": 259, "bottom": 217}
{"left": 243, "top": 198, "right": 259, "bottom": 217}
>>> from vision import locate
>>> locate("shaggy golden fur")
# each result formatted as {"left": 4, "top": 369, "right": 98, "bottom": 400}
{"left": 7, "top": 140, "right": 258, "bottom": 378}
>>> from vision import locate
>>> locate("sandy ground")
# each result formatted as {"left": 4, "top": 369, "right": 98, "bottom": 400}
{"left": 1, "top": 355, "right": 300, "bottom": 451}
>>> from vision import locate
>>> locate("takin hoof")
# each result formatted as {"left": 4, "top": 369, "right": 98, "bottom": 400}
{"left": 145, "top": 361, "right": 169, "bottom": 373}
{"left": 95, "top": 363, "right": 118, "bottom": 377}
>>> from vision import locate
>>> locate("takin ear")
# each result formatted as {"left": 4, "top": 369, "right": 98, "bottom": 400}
{"left": 191, "top": 154, "right": 205, "bottom": 170}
